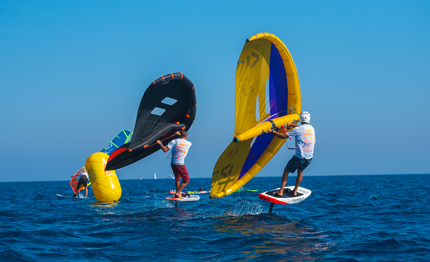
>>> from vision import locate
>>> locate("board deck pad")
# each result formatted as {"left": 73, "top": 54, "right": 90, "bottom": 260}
{"left": 258, "top": 186, "right": 311, "bottom": 205}
{"left": 265, "top": 189, "right": 303, "bottom": 198}
{"left": 166, "top": 194, "right": 200, "bottom": 203}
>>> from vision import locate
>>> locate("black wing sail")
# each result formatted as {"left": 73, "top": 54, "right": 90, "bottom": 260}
{"left": 106, "top": 73, "right": 197, "bottom": 170}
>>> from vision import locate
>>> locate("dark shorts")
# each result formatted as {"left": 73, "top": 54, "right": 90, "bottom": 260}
{"left": 285, "top": 155, "right": 312, "bottom": 173}
{"left": 77, "top": 176, "right": 88, "bottom": 189}
{"left": 171, "top": 163, "right": 190, "bottom": 183}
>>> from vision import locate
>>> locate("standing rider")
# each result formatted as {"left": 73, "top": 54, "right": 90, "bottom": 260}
{"left": 270, "top": 111, "right": 315, "bottom": 197}
{"left": 157, "top": 131, "right": 192, "bottom": 199}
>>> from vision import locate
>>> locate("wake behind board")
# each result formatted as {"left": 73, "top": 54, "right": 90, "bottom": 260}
{"left": 166, "top": 195, "right": 200, "bottom": 203}
{"left": 259, "top": 186, "right": 311, "bottom": 205}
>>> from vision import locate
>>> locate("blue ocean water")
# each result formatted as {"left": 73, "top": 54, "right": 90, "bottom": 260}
{"left": 1, "top": 174, "right": 430, "bottom": 261}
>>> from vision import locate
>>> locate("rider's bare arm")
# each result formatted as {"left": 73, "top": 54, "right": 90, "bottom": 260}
{"left": 270, "top": 122, "right": 296, "bottom": 139}
{"left": 157, "top": 140, "right": 170, "bottom": 152}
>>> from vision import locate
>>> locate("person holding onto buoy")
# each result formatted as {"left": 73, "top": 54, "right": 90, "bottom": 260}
{"left": 157, "top": 131, "right": 192, "bottom": 199}
{"left": 270, "top": 111, "right": 315, "bottom": 197}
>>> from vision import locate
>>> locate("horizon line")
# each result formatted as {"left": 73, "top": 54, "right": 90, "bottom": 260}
{"left": 1, "top": 173, "right": 429, "bottom": 183}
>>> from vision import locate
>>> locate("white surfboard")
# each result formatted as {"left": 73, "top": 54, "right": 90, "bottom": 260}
{"left": 259, "top": 186, "right": 311, "bottom": 205}
{"left": 166, "top": 195, "right": 200, "bottom": 203}
{"left": 74, "top": 195, "right": 88, "bottom": 199}
{"left": 57, "top": 194, "right": 88, "bottom": 199}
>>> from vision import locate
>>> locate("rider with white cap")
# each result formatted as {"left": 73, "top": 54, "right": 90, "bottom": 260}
{"left": 270, "top": 111, "right": 316, "bottom": 197}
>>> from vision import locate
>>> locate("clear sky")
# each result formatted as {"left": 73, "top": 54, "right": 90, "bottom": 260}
{"left": 0, "top": 0, "right": 429, "bottom": 182}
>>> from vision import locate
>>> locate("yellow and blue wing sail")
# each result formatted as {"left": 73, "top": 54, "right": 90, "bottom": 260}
{"left": 211, "top": 33, "right": 301, "bottom": 199}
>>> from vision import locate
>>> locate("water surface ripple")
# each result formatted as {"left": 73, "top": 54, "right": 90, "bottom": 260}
{"left": 1, "top": 175, "right": 429, "bottom": 261}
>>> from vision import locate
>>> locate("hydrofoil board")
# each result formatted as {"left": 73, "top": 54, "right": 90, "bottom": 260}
{"left": 259, "top": 186, "right": 311, "bottom": 205}
{"left": 166, "top": 194, "right": 200, "bottom": 203}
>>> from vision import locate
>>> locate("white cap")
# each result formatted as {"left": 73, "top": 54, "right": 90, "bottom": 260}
{"left": 300, "top": 111, "right": 311, "bottom": 123}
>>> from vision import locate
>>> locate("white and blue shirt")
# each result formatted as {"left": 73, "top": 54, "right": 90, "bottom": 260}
{"left": 287, "top": 124, "right": 315, "bottom": 159}
{"left": 167, "top": 138, "right": 192, "bottom": 165}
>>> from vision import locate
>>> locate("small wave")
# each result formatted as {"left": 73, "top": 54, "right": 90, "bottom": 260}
{"left": 0, "top": 248, "right": 31, "bottom": 262}
{"left": 364, "top": 238, "right": 404, "bottom": 250}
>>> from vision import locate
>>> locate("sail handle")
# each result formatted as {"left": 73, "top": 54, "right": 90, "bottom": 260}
{"left": 234, "top": 114, "right": 300, "bottom": 142}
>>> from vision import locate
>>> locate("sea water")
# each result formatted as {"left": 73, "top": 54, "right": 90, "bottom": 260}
{"left": 1, "top": 175, "right": 429, "bottom": 261}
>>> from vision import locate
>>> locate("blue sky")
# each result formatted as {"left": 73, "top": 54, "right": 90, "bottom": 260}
{"left": 0, "top": 1, "right": 429, "bottom": 182}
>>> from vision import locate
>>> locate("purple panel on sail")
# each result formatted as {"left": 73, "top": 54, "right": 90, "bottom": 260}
{"left": 238, "top": 44, "right": 289, "bottom": 180}
{"left": 269, "top": 43, "right": 288, "bottom": 117}
{"left": 238, "top": 133, "right": 274, "bottom": 180}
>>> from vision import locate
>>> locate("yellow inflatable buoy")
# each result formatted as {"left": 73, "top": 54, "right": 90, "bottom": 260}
{"left": 85, "top": 152, "right": 122, "bottom": 202}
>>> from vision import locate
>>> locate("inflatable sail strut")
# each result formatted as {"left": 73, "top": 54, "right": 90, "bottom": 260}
{"left": 86, "top": 152, "right": 122, "bottom": 202}
{"left": 211, "top": 33, "right": 302, "bottom": 199}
